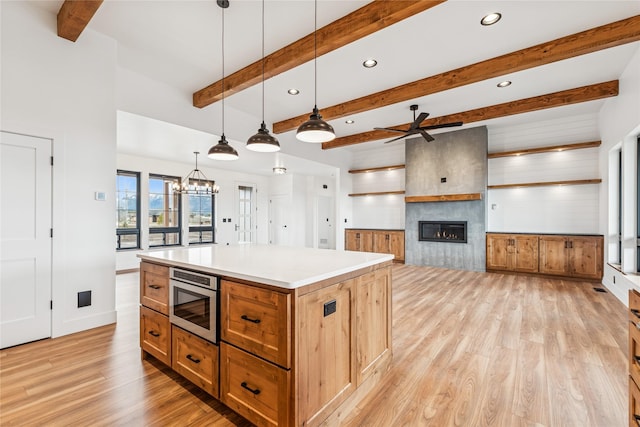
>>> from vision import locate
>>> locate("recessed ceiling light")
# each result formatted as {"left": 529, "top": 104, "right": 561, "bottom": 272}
{"left": 345, "top": 119, "right": 355, "bottom": 124}
{"left": 497, "top": 80, "right": 512, "bottom": 88}
{"left": 481, "top": 12, "right": 501, "bottom": 26}
{"left": 287, "top": 88, "right": 299, "bottom": 95}
{"left": 362, "top": 59, "right": 377, "bottom": 68}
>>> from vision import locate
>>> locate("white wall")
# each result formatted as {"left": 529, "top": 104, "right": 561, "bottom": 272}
{"left": 116, "top": 153, "right": 271, "bottom": 270}
{"left": 599, "top": 44, "right": 640, "bottom": 304}
{"left": 1, "top": 2, "right": 117, "bottom": 336}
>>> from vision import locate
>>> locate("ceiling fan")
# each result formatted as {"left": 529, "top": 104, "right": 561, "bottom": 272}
{"left": 375, "top": 104, "right": 463, "bottom": 144}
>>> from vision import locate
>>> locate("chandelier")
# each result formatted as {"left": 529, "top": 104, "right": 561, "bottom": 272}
{"left": 173, "top": 152, "right": 219, "bottom": 195}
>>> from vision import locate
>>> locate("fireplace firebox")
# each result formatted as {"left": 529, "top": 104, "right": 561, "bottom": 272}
{"left": 419, "top": 221, "right": 467, "bottom": 243}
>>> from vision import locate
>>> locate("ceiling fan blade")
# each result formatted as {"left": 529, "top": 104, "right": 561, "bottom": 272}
{"left": 383, "top": 134, "right": 409, "bottom": 144}
{"left": 374, "top": 127, "right": 407, "bottom": 134}
{"left": 413, "top": 112, "right": 429, "bottom": 128}
{"left": 420, "top": 121, "right": 463, "bottom": 131}
{"left": 418, "top": 129, "right": 435, "bottom": 142}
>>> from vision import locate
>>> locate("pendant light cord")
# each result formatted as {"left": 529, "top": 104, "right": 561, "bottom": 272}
{"left": 314, "top": 0, "right": 317, "bottom": 109}
{"left": 221, "top": 7, "right": 225, "bottom": 135}
{"left": 261, "top": 0, "right": 265, "bottom": 123}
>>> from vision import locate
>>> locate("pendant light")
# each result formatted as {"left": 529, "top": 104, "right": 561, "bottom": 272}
{"left": 296, "top": 0, "right": 335, "bottom": 143}
{"left": 208, "top": 2, "right": 239, "bottom": 161}
{"left": 246, "top": 0, "right": 280, "bottom": 152}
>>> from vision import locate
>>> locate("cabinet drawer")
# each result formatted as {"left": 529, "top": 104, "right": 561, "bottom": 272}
{"left": 140, "top": 305, "right": 171, "bottom": 365}
{"left": 221, "top": 280, "right": 291, "bottom": 368}
{"left": 220, "top": 342, "right": 290, "bottom": 427}
{"left": 630, "top": 290, "right": 640, "bottom": 323}
{"left": 631, "top": 377, "right": 640, "bottom": 427}
{"left": 140, "top": 262, "right": 169, "bottom": 315}
{"left": 630, "top": 313, "right": 640, "bottom": 389}
{"left": 171, "top": 325, "right": 219, "bottom": 398}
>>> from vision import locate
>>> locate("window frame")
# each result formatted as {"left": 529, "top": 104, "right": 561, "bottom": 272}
{"left": 116, "top": 170, "right": 141, "bottom": 251}
{"left": 148, "top": 173, "right": 182, "bottom": 248}
{"left": 188, "top": 178, "right": 216, "bottom": 245}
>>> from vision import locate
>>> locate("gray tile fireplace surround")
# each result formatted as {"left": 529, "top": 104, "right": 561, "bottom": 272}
{"left": 404, "top": 126, "right": 487, "bottom": 272}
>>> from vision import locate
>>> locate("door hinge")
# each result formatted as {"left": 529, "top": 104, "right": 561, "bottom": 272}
{"left": 50, "top": 300, "right": 53, "bottom": 310}
{"left": 50, "top": 156, "right": 54, "bottom": 166}
{"left": 50, "top": 228, "right": 53, "bottom": 238}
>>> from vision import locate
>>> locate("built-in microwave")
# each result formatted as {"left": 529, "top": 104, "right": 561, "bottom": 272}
{"left": 169, "top": 267, "right": 218, "bottom": 343}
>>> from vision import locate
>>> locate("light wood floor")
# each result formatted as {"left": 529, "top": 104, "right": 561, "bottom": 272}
{"left": 0, "top": 265, "right": 628, "bottom": 426}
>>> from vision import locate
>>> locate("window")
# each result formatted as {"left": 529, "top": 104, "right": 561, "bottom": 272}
{"left": 149, "top": 174, "right": 181, "bottom": 247}
{"left": 637, "top": 136, "right": 640, "bottom": 272}
{"left": 188, "top": 179, "right": 216, "bottom": 244}
{"left": 116, "top": 170, "right": 140, "bottom": 250}
{"left": 238, "top": 185, "right": 254, "bottom": 243}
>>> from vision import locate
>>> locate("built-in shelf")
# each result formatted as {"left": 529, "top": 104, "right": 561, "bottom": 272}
{"left": 488, "top": 179, "right": 602, "bottom": 190}
{"left": 405, "top": 193, "right": 482, "bottom": 203}
{"left": 348, "top": 190, "right": 405, "bottom": 197}
{"left": 348, "top": 164, "right": 405, "bottom": 174}
{"left": 487, "top": 140, "right": 601, "bottom": 159}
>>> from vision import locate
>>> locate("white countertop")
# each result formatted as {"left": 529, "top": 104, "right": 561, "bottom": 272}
{"left": 137, "top": 244, "right": 393, "bottom": 289}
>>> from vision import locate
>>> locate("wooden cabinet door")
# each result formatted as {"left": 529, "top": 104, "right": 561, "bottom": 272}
{"left": 345, "top": 230, "right": 359, "bottom": 251}
{"left": 513, "top": 235, "right": 539, "bottom": 273}
{"left": 569, "top": 236, "right": 603, "bottom": 279}
{"left": 140, "top": 262, "right": 169, "bottom": 315}
{"left": 539, "top": 236, "right": 569, "bottom": 276}
{"left": 372, "top": 231, "right": 391, "bottom": 254}
{"left": 389, "top": 231, "right": 405, "bottom": 262}
{"left": 172, "top": 325, "right": 219, "bottom": 398}
{"left": 486, "top": 234, "right": 512, "bottom": 271}
{"left": 356, "top": 267, "right": 392, "bottom": 385}
{"left": 361, "top": 231, "right": 374, "bottom": 252}
{"left": 297, "top": 279, "right": 356, "bottom": 426}
{"left": 220, "top": 280, "right": 291, "bottom": 368}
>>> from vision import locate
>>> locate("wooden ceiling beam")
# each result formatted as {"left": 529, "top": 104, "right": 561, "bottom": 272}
{"left": 321, "top": 80, "right": 619, "bottom": 149}
{"left": 274, "top": 15, "right": 640, "bottom": 134}
{"left": 192, "top": 0, "right": 446, "bottom": 108}
{"left": 57, "top": 0, "right": 103, "bottom": 42}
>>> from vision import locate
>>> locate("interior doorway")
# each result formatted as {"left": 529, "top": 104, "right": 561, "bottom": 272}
{"left": 236, "top": 184, "right": 256, "bottom": 244}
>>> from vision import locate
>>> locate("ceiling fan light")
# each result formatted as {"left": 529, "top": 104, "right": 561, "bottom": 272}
{"left": 247, "top": 122, "right": 281, "bottom": 152}
{"left": 208, "top": 134, "right": 239, "bottom": 160}
{"left": 296, "top": 106, "right": 335, "bottom": 143}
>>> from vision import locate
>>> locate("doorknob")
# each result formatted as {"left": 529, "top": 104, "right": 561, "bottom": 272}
{"left": 235, "top": 224, "right": 239, "bottom": 231}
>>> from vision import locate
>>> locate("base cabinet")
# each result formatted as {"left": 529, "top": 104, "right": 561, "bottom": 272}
{"left": 172, "top": 325, "right": 219, "bottom": 398}
{"left": 346, "top": 229, "right": 404, "bottom": 262}
{"left": 140, "top": 305, "right": 171, "bottom": 366}
{"left": 486, "top": 234, "right": 538, "bottom": 273}
{"left": 629, "top": 290, "right": 640, "bottom": 426}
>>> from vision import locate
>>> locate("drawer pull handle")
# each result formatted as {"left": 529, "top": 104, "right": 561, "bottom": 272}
{"left": 186, "top": 354, "right": 201, "bottom": 364}
{"left": 241, "top": 315, "right": 261, "bottom": 324}
{"left": 241, "top": 382, "right": 261, "bottom": 395}
{"left": 632, "top": 309, "right": 640, "bottom": 320}
{"left": 148, "top": 330, "right": 160, "bottom": 337}
{"left": 635, "top": 414, "right": 640, "bottom": 427}
{"left": 149, "top": 285, "right": 161, "bottom": 290}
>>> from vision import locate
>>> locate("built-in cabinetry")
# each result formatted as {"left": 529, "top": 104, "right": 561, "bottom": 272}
{"left": 139, "top": 259, "right": 392, "bottom": 427}
{"left": 345, "top": 229, "right": 405, "bottom": 263}
{"left": 486, "top": 233, "right": 603, "bottom": 280}
{"left": 629, "top": 289, "right": 640, "bottom": 427}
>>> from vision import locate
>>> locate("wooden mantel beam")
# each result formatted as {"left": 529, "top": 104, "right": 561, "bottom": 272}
{"left": 321, "top": 80, "right": 619, "bottom": 149}
{"left": 192, "top": 0, "right": 446, "bottom": 108}
{"left": 57, "top": 0, "right": 103, "bottom": 42}
{"left": 274, "top": 15, "right": 640, "bottom": 134}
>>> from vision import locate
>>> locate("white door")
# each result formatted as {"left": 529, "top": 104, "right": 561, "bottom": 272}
{"left": 269, "top": 195, "right": 290, "bottom": 246}
{"left": 236, "top": 184, "right": 255, "bottom": 243}
{"left": 1, "top": 131, "right": 52, "bottom": 348}
{"left": 317, "top": 195, "right": 334, "bottom": 249}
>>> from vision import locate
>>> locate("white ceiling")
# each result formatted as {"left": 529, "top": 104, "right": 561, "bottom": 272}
{"left": 32, "top": 0, "right": 640, "bottom": 175}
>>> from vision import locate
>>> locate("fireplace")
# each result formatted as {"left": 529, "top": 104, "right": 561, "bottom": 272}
{"left": 419, "top": 221, "right": 467, "bottom": 243}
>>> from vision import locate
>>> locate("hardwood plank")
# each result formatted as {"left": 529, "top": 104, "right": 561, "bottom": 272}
{"left": 192, "top": 1, "right": 446, "bottom": 108}
{"left": 322, "top": 80, "right": 619, "bottom": 149}
{"left": 57, "top": 0, "right": 103, "bottom": 42}
{"left": 274, "top": 15, "right": 640, "bottom": 134}
{"left": 488, "top": 140, "right": 601, "bottom": 158}
{"left": 0, "top": 265, "right": 627, "bottom": 427}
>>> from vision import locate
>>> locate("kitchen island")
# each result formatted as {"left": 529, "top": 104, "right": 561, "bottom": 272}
{"left": 138, "top": 244, "right": 393, "bottom": 427}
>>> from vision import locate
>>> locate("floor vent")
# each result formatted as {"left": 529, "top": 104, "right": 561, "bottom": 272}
{"left": 593, "top": 287, "right": 607, "bottom": 293}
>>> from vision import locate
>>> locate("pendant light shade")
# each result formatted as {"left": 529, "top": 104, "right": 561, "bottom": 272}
{"left": 208, "top": 134, "right": 238, "bottom": 160}
{"left": 296, "top": 105, "right": 335, "bottom": 143}
{"left": 296, "top": 0, "right": 335, "bottom": 143}
{"left": 247, "top": 0, "right": 280, "bottom": 152}
{"left": 208, "top": 2, "right": 239, "bottom": 160}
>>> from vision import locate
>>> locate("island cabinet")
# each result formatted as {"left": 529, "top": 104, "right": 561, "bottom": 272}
{"left": 345, "top": 229, "right": 405, "bottom": 263}
{"left": 539, "top": 235, "right": 603, "bottom": 280}
{"left": 629, "top": 289, "right": 640, "bottom": 426}
{"left": 139, "top": 246, "right": 393, "bottom": 427}
{"left": 139, "top": 262, "right": 171, "bottom": 365}
{"left": 486, "top": 233, "right": 539, "bottom": 273}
